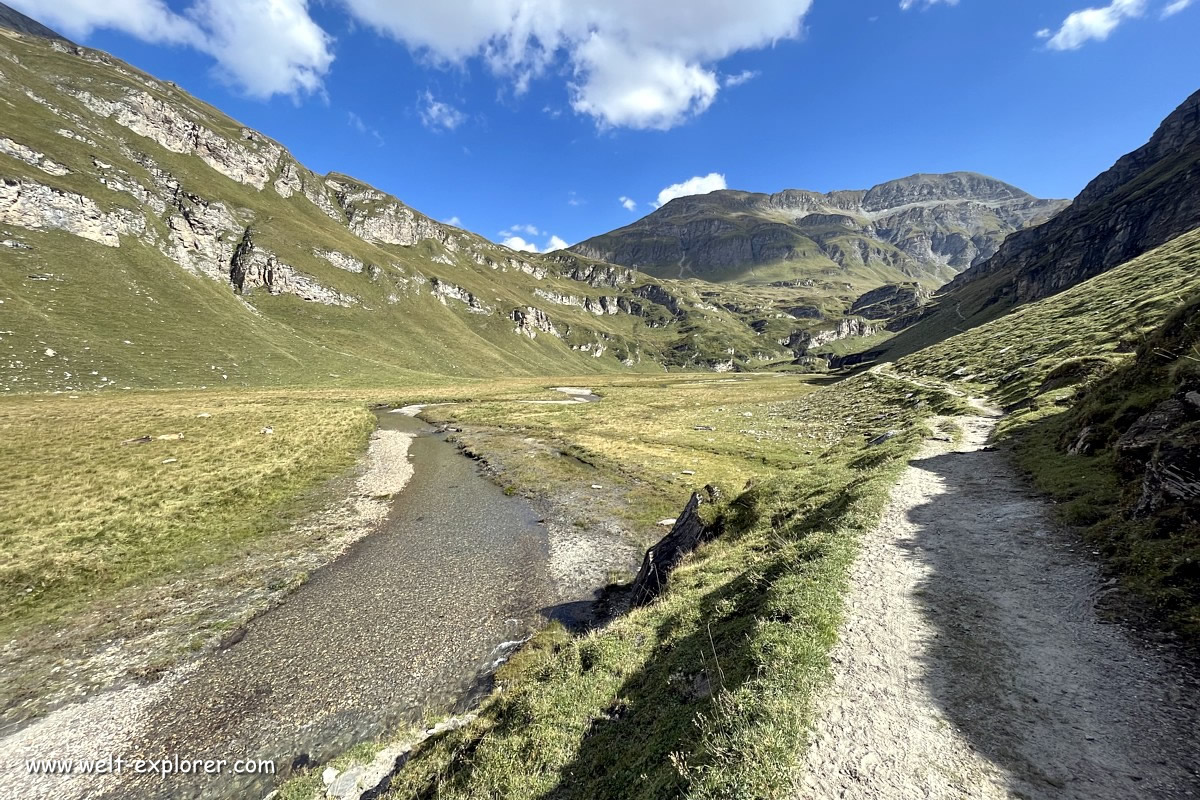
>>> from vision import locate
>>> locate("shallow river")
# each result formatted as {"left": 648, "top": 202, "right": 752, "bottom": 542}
{"left": 102, "top": 411, "right": 557, "bottom": 799}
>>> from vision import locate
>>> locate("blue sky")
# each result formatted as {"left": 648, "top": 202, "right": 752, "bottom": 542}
{"left": 15, "top": 0, "right": 1200, "bottom": 252}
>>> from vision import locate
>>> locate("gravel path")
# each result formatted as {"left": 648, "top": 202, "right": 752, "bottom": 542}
{"left": 799, "top": 411, "right": 1200, "bottom": 799}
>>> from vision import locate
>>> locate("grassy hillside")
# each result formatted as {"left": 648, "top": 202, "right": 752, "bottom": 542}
{"left": 896, "top": 227, "right": 1200, "bottom": 636}
{"left": 0, "top": 26, "right": 900, "bottom": 388}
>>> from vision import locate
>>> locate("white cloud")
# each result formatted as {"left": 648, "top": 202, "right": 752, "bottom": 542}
{"left": 500, "top": 224, "right": 540, "bottom": 237}
{"left": 619, "top": 196, "right": 637, "bottom": 212}
{"left": 444, "top": 216, "right": 462, "bottom": 226}
{"left": 335, "top": 0, "right": 814, "bottom": 130}
{"left": 723, "top": 69, "right": 760, "bottom": 87}
{"left": 502, "top": 235, "right": 539, "bottom": 252}
{"left": 1161, "top": 0, "right": 1193, "bottom": 16}
{"left": 11, "top": 0, "right": 334, "bottom": 99}
{"left": 499, "top": 228, "right": 568, "bottom": 252}
{"left": 655, "top": 173, "right": 727, "bottom": 208}
{"left": 192, "top": 0, "right": 333, "bottom": 98}
{"left": 11, "top": 0, "right": 201, "bottom": 42}
{"left": 418, "top": 90, "right": 467, "bottom": 130}
{"left": 899, "top": 0, "right": 958, "bottom": 8}
{"left": 1038, "top": 0, "right": 1147, "bottom": 50}
{"left": 347, "top": 110, "right": 384, "bottom": 145}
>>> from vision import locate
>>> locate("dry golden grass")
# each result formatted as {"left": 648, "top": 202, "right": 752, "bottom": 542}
{"left": 0, "top": 390, "right": 379, "bottom": 635}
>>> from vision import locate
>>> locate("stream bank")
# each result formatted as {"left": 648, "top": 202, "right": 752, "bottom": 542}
{"left": 3, "top": 402, "right": 636, "bottom": 800}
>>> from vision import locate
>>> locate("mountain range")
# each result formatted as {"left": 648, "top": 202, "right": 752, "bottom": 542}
{"left": 0, "top": 1, "right": 1197, "bottom": 392}
{"left": 570, "top": 173, "right": 1067, "bottom": 286}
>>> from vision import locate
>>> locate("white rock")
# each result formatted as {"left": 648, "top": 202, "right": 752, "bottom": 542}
{"left": 322, "top": 767, "right": 339, "bottom": 786}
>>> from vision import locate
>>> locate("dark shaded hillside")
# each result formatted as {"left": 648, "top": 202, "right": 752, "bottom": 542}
{"left": 877, "top": 88, "right": 1200, "bottom": 361}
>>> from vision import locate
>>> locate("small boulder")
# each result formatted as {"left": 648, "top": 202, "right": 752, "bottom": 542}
{"left": 322, "top": 767, "right": 339, "bottom": 786}
{"left": 327, "top": 766, "right": 365, "bottom": 799}
{"left": 1067, "top": 426, "right": 1100, "bottom": 456}
{"left": 868, "top": 430, "right": 900, "bottom": 447}
{"left": 1115, "top": 398, "right": 1188, "bottom": 471}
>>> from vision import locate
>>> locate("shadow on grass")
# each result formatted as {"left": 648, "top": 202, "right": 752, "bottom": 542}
{"left": 536, "top": 560, "right": 794, "bottom": 800}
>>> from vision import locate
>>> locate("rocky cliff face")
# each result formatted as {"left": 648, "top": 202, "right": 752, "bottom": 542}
{"left": 939, "top": 90, "right": 1200, "bottom": 313}
{"left": 570, "top": 173, "right": 1067, "bottom": 286}
{"left": 850, "top": 283, "right": 931, "bottom": 329}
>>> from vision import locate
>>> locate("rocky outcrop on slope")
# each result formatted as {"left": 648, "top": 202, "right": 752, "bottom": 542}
{"left": 331, "top": 178, "right": 458, "bottom": 251}
{"left": 430, "top": 277, "right": 490, "bottom": 313}
{"left": 511, "top": 306, "right": 560, "bottom": 339}
{"left": 0, "top": 136, "right": 69, "bottom": 175}
{"left": 850, "top": 283, "right": 931, "bottom": 323}
{"left": 0, "top": 178, "right": 143, "bottom": 245}
{"left": 314, "top": 248, "right": 365, "bottom": 273}
{"left": 533, "top": 288, "right": 622, "bottom": 315}
{"left": 631, "top": 284, "right": 684, "bottom": 316}
{"left": 782, "top": 318, "right": 880, "bottom": 356}
{"left": 230, "top": 229, "right": 354, "bottom": 306}
{"left": 67, "top": 87, "right": 283, "bottom": 190}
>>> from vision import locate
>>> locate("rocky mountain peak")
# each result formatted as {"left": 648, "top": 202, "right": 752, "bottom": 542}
{"left": 570, "top": 172, "right": 1067, "bottom": 286}
{"left": 877, "top": 89, "right": 1200, "bottom": 362}
{"left": 861, "top": 172, "right": 1033, "bottom": 212}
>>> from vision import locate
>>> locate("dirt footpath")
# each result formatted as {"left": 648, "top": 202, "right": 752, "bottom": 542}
{"left": 798, "top": 412, "right": 1200, "bottom": 799}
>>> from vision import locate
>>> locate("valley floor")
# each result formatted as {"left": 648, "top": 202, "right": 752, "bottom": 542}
{"left": 3, "top": 372, "right": 1199, "bottom": 800}
{"left": 801, "top": 405, "right": 1200, "bottom": 799}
